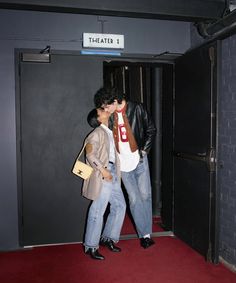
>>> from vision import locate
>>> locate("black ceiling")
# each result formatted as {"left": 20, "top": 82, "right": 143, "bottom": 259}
{"left": 0, "top": 0, "right": 229, "bottom": 22}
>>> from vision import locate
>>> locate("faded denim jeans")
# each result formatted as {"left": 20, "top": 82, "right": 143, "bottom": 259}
{"left": 84, "top": 163, "right": 126, "bottom": 250}
{"left": 121, "top": 155, "right": 152, "bottom": 238}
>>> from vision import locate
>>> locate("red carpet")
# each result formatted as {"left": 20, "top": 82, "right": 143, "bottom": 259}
{"left": 0, "top": 215, "right": 235, "bottom": 283}
{"left": 0, "top": 238, "right": 236, "bottom": 283}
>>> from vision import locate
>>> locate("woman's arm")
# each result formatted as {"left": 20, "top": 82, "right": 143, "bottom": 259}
{"left": 85, "top": 131, "right": 112, "bottom": 181}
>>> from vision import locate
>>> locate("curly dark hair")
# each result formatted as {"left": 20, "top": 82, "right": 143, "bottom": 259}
{"left": 94, "top": 87, "right": 124, "bottom": 108}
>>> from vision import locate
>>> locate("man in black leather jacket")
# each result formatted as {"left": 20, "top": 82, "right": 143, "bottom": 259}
{"left": 94, "top": 87, "right": 157, "bottom": 249}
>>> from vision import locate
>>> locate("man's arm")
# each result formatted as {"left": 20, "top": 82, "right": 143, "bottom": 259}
{"left": 141, "top": 104, "right": 157, "bottom": 154}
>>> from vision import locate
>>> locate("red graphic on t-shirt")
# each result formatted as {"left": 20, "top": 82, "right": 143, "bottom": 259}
{"left": 118, "top": 124, "right": 128, "bottom": 142}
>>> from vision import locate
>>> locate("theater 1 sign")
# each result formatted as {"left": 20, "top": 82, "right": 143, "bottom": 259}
{"left": 83, "top": 33, "right": 124, "bottom": 49}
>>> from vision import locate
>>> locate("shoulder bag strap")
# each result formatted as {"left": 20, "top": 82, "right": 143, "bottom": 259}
{"left": 77, "top": 143, "right": 86, "bottom": 160}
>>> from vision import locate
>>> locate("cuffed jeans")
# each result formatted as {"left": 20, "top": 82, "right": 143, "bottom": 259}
{"left": 121, "top": 155, "right": 152, "bottom": 238}
{"left": 84, "top": 163, "right": 126, "bottom": 250}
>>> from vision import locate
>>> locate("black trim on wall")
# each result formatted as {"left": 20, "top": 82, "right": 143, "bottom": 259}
{"left": 0, "top": 0, "right": 227, "bottom": 21}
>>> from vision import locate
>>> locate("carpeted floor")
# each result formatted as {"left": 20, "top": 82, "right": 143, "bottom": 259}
{"left": 0, "top": 215, "right": 235, "bottom": 283}
{"left": 0, "top": 237, "right": 236, "bottom": 283}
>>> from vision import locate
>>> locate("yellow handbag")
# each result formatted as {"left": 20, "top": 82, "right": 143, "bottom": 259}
{"left": 72, "top": 144, "right": 93, "bottom": 180}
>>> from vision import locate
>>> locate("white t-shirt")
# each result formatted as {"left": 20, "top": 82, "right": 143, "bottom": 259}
{"left": 100, "top": 124, "right": 115, "bottom": 163}
{"left": 117, "top": 112, "right": 139, "bottom": 172}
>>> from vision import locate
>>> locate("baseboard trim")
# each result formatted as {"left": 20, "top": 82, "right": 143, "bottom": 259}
{"left": 120, "top": 231, "right": 174, "bottom": 240}
{"left": 219, "top": 256, "right": 236, "bottom": 273}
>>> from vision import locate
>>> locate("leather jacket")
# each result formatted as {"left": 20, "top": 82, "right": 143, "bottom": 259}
{"left": 110, "top": 100, "right": 156, "bottom": 154}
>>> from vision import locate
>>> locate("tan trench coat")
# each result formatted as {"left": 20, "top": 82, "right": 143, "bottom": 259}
{"left": 82, "top": 126, "right": 121, "bottom": 201}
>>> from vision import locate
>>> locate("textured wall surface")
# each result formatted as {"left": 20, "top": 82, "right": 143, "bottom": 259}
{"left": 219, "top": 35, "right": 236, "bottom": 267}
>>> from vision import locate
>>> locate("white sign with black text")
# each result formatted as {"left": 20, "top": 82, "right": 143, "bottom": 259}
{"left": 83, "top": 33, "right": 124, "bottom": 49}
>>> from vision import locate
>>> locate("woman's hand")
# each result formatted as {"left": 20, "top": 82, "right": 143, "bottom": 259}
{"left": 100, "top": 167, "right": 113, "bottom": 182}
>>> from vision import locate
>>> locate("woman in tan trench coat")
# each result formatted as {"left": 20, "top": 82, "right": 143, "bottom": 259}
{"left": 83, "top": 108, "right": 126, "bottom": 260}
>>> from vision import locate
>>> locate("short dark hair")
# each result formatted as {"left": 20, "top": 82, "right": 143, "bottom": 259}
{"left": 87, "top": 109, "right": 101, "bottom": 128}
{"left": 94, "top": 87, "right": 124, "bottom": 108}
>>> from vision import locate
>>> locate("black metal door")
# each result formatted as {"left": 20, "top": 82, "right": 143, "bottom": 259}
{"left": 17, "top": 53, "right": 103, "bottom": 246}
{"left": 173, "top": 42, "right": 219, "bottom": 262}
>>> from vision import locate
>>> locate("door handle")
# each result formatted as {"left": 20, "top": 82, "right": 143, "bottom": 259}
{"left": 174, "top": 151, "right": 206, "bottom": 162}
{"left": 174, "top": 148, "right": 216, "bottom": 172}
{"left": 206, "top": 148, "right": 216, "bottom": 172}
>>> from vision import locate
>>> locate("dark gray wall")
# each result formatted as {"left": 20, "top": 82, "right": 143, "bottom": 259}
{"left": 0, "top": 43, "right": 19, "bottom": 251}
{"left": 0, "top": 0, "right": 227, "bottom": 21}
{"left": 0, "top": 9, "right": 190, "bottom": 251}
{"left": 219, "top": 35, "right": 236, "bottom": 269}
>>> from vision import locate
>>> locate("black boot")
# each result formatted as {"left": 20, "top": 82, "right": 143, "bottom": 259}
{"left": 85, "top": 248, "right": 105, "bottom": 260}
{"left": 100, "top": 239, "right": 121, "bottom": 252}
{"left": 140, "top": 237, "right": 155, "bottom": 249}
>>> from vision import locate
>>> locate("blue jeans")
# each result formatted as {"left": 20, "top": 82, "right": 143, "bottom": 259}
{"left": 84, "top": 163, "right": 126, "bottom": 250}
{"left": 121, "top": 155, "right": 152, "bottom": 238}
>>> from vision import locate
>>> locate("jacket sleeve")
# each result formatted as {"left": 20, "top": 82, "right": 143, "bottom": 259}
{"left": 85, "top": 130, "right": 104, "bottom": 170}
{"left": 140, "top": 104, "right": 157, "bottom": 153}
